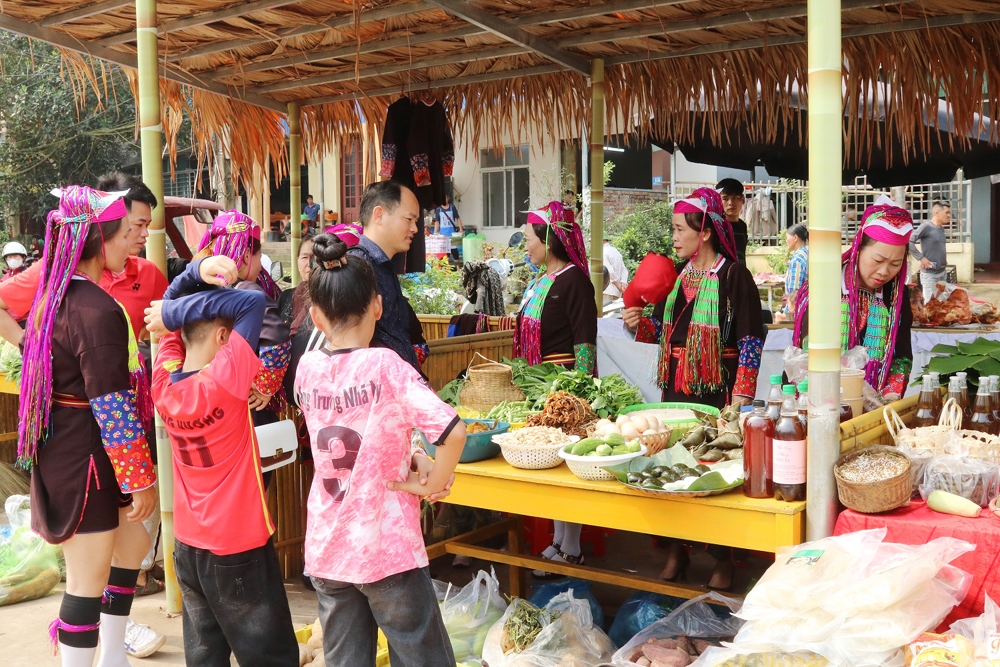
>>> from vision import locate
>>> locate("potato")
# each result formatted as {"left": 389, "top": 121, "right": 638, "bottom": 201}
{"left": 643, "top": 644, "right": 692, "bottom": 667}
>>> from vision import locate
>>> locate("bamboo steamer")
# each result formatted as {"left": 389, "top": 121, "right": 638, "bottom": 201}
{"left": 458, "top": 353, "right": 525, "bottom": 413}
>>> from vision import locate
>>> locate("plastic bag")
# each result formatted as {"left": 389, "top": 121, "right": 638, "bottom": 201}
{"left": 612, "top": 592, "right": 743, "bottom": 665}
{"left": 691, "top": 648, "right": 830, "bottom": 667}
{"left": 0, "top": 523, "right": 60, "bottom": 607}
{"left": 904, "top": 633, "right": 975, "bottom": 667}
{"left": 530, "top": 578, "right": 605, "bottom": 629}
{"left": 919, "top": 455, "right": 1000, "bottom": 507}
{"left": 4, "top": 494, "right": 30, "bottom": 529}
{"left": 608, "top": 592, "right": 685, "bottom": 649}
{"left": 783, "top": 347, "right": 808, "bottom": 385}
{"left": 949, "top": 595, "right": 1000, "bottom": 667}
{"left": 842, "top": 347, "right": 870, "bottom": 372}
{"left": 440, "top": 569, "right": 507, "bottom": 662}
{"left": 481, "top": 592, "right": 615, "bottom": 667}
{"left": 463, "top": 235, "right": 486, "bottom": 263}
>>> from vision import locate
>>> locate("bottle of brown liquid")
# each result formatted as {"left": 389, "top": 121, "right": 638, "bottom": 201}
{"left": 911, "top": 375, "right": 938, "bottom": 428}
{"left": 929, "top": 372, "right": 943, "bottom": 422}
{"left": 796, "top": 380, "right": 809, "bottom": 434}
{"left": 743, "top": 400, "right": 774, "bottom": 499}
{"left": 774, "top": 385, "right": 806, "bottom": 502}
{"left": 969, "top": 381, "right": 996, "bottom": 434}
{"left": 948, "top": 376, "right": 967, "bottom": 426}
{"left": 839, "top": 387, "right": 853, "bottom": 423}
{"left": 957, "top": 372, "right": 973, "bottom": 428}
{"left": 989, "top": 376, "right": 1000, "bottom": 435}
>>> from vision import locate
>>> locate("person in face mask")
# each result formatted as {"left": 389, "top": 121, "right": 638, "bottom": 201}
{"left": 1, "top": 242, "right": 28, "bottom": 282}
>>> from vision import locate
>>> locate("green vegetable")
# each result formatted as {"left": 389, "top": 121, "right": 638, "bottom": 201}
{"left": 572, "top": 438, "right": 602, "bottom": 456}
{"left": 610, "top": 445, "right": 629, "bottom": 455}
{"left": 0, "top": 341, "right": 21, "bottom": 383}
{"left": 595, "top": 444, "right": 613, "bottom": 456}
{"left": 604, "top": 433, "right": 625, "bottom": 447}
{"left": 484, "top": 400, "right": 539, "bottom": 423}
{"left": 501, "top": 358, "right": 642, "bottom": 417}
{"left": 438, "top": 379, "right": 463, "bottom": 406}
{"left": 626, "top": 441, "right": 642, "bottom": 453}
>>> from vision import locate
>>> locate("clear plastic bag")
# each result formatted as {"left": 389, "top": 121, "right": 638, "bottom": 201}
{"left": 530, "top": 578, "right": 605, "bottom": 629}
{"left": 782, "top": 347, "right": 809, "bottom": 385}
{"left": 481, "top": 592, "right": 615, "bottom": 667}
{"left": 607, "top": 592, "right": 685, "bottom": 649}
{"left": 919, "top": 455, "right": 1000, "bottom": 507}
{"left": 691, "top": 647, "right": 830, "bottom": 667}
{"left": 612, "top": 592, "right": 743, "bottom": 665}
{"left": 949, "top": 594, "right": 1000, "bottom": 667}
{"left": 4, "top": 494, "right": 30, "bottom": 529}
{"left": 842, "top": 347, "right": 870, "bottom": 372}
{"left": 440, "top": 569, "right": 508, "bottom": 662}
{"left": 0, "top": 521, "right": 61, "bottom": 607}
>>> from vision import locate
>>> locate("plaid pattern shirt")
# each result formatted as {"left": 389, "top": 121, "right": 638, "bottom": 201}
{"left": 785, "top": 247, "right": 809, "bottom": 294}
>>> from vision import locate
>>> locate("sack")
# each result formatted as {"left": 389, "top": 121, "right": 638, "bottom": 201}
{"left": 607, "top": 592, "right": 685, "bottom": 649}
{"left": 950, "top": 595, "right": 1000, "bottom": 667}
{"left": 919, "top": 455, "right": 1000, "bottom": 507}
{"left": 0, "top": 496, "right": 60, "bottom": 607}
{"left": 612, "top": 592, "right": 743, "bottom": 665}
{"left": 440, "top": 569, "right": 507, "bottom": 661}
{"left": 530, "top": 578, "right": 605, "bottom": 629}
{"left": 481, "top": 592, "right": 615, "bottom": 667}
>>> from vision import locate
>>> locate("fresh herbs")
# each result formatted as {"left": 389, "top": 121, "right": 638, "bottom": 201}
{"left": 501, "top": 599, "right": 557, "bottom": 654}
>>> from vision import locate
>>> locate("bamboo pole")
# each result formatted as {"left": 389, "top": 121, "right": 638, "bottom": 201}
{"left": 806, "top": 0, "right": 842, "bottom": 541}
{"left": 263, "top": 158, "right": 271, "bottom": 239}
{"left": 289, "top": 103, "right": 303, "bottom": 286}
{"left": 136, "top": 0, "right": 180, "bottom": 614}
{"left": 589, "top": 58, "right": 604, "bottom": 312}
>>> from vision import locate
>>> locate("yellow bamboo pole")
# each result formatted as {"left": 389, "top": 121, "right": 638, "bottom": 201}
{"left": 806, "top": 0, "right": 842, "bottom": 541}
{"left": 589, "top": 59, "right": 604, "bottom": 312}
{"left": 289, "top": 103, "right": 302, "bottom": 286}
{"left": 136, "top": 0, "right": 180, "bottom": 614}
{"left": 263, "top": 158, "right": 271, "bottom": 237}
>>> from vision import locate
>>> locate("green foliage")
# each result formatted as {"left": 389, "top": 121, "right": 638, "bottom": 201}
{"left": 0, "top": 34, "right": 140, "bottom": 224}
{"left": 603, "top": 161, "right": 615, "bottom": 186}
{"left": 605, "top": 201, "right": 675, "bottom": 276}
{"left": 914, "top": 338, "right": 1000, "bottom": 386}
{"left": 400, "top": 258, "right": 464, "bottom": 315}
{"left": 767, "top": 237, "right": 794, "bottom": 275}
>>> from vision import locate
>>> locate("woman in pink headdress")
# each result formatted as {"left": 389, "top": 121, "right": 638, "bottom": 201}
{"left": 514, "top": 201, "right": 597, "bottom": 575}
{"left": 793, "top": 198, "right": 914, "bottom": 400}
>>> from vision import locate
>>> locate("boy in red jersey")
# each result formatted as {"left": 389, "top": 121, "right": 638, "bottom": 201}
{"left": 148, "top": 256, "right": 298, "bottom": 667}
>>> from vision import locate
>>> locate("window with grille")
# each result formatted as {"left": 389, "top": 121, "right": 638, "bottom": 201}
{"left": 481, "top": 145, "right": 530, "bottom": 228}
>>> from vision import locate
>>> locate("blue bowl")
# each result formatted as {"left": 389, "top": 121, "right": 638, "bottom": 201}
{"left": 425, "top": 418, "right": 509, "bottom": 463}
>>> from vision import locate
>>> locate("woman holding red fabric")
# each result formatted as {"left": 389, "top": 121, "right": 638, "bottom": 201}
{"left": 793, "top": 197, "right": 914, "bottom": 400}
{"left": 514, "top": 201, "right": 597, "bottom": 573}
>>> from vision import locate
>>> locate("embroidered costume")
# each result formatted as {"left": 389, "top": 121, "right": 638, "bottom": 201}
{"left": 793, "top": 198, "right": 914, "bottom": 397}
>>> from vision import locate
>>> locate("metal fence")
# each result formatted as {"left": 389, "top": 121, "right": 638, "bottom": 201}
{"left": 674, "top": 175, "right": 972, "bottom": 246}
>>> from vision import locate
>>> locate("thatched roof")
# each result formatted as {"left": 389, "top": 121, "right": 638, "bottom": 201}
{"left": 1, "top": 0, "right": 998, "bottom": 182}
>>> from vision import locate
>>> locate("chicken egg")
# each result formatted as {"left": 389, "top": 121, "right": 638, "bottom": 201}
{"left": 615, "top": 415, "right": 630, "bottom": 426}
{"left": 630, "top": 416, "right": 649, "bottom": 432}
{"left": 621, "top": 423, "right": 640, "bottom": 439}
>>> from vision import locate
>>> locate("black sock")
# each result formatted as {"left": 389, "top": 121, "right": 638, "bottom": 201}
{"left": 57, "top": 594, "right": 101, "bottom": 648}
{"left": 102, "top": 567, "right": 140, "bottom": 616}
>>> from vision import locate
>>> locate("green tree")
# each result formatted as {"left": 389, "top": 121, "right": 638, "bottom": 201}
{"left": 0, "top": 34, "right": 140, "bottom": 226}
{"left": 605, "top": 200, "right": 675, "bottom": 276}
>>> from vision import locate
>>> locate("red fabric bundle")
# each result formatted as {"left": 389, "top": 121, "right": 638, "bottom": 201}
{"left": 623, "top": 253, "right": 678, "bottom": 309}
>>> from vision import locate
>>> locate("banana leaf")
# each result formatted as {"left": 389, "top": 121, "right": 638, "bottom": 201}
{"left": 957, "top": 339, "right": 1000, "bottom": 355}
{"left": 603, "top": 445, "right": 743, "bottom": 493}
{"left": 926, "top": 355, "right": 988, "bottom": 375}
{"left": 930, "top": 344, "right": 959, "bottom": 355}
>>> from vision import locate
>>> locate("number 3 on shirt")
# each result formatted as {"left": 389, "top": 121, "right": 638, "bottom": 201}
{"left": 174, "top": 434, "right": 213, "bottom": 467}
{"left": 315, "top": 426, "right": 362, "bottom": 503}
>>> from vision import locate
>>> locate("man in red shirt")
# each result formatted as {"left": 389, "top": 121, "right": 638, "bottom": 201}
{"left": 0, "top": 173, "right": 166, "bottom": 344}
{"left": 149, "top": 256, "right": 298, "bottom": 666}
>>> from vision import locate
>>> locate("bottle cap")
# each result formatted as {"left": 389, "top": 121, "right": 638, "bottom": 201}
{"left": 753, "top": 399, "right": 766, "bottom": 409}
{"left": 782, "top": 385, "right": 795, "bottom": 395}
{"left": 770, "top": 374, "right": 783, "bottom": 384}
{"left": 798, "top": 380, "right": 808, "bottom": 392}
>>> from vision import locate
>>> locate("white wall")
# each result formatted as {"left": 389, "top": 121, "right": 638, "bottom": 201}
{"left": 971, "top": 176, "right": 992, "bottom": 264}
{"left": 674, "top": 148, "right": 720, "bottom": 186}
{"left": 451, "top": 122, "right": 565, "bottom": 246}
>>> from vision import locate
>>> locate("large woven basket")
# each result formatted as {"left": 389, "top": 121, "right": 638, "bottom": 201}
{"left": 952, "top": 429, "right": 1000, "bottom": 464}
{"left": 458, "top": 353, "right": 525, "bottom": 413}
{"left": 834, "top": 445, "right": 912, "bottom": 514}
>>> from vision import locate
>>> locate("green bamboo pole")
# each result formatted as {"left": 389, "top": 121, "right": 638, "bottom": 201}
{"left": 136, "top": 0, "right": 180, "bottom": 614}
{"left": 806, "top": 0, "right": 842, "bottom": 540}
{"left": 289, "top": 103, "right": 302, "bottom": 286}
{"left": 589, "top": 59, "right": 604, "bottom": 312}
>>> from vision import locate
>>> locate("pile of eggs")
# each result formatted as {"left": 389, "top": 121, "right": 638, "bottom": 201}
{"left": 592, "top": 414, "right": 668, "bottom": 440}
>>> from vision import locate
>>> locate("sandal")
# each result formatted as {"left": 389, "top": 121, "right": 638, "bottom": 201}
{"left": 532, "top": 551, "right": 584, "bottom": 579}
{"left": 135, "top": 575, "right": 164, "bottom": 596}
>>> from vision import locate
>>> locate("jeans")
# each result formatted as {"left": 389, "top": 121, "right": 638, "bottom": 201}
{"left": 311, "top": 567, "right": 455, "bottom": 667}
{"left": 920, "top": 269, "right": 948, "bottom": 301}
{"left": 173, "top": 537, "right": 299, "bottom": 667}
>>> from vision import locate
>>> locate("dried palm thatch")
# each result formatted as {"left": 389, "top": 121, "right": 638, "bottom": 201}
{"left": 1, "top": 0, "right": 997, "bottom": 182}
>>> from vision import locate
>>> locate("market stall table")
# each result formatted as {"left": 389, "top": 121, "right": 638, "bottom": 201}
{"left": 834, "top": 500, "right": 1000, "bottom": 628}
{"left": 430, "top": 457, "right": 805, "bottom": 600}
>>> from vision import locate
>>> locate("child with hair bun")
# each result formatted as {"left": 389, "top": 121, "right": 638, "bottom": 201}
{"left": 295, "top": 233, "right": 466, "bottom": 667}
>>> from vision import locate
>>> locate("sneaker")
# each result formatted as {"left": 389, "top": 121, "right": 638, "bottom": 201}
{"left": 124, "top": 619, "right": 166, "bottom": 658}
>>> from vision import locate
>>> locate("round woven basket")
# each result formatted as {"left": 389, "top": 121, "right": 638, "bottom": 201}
{"left": 585, "top": 423, "right": 674, "bottom": 455}
{"left": 834, "top": 445, "right": 912, "bottom": 514}
{"left": 497, "top": 440, "right": 570, "bottom": 469}
{"left": 952, "top": 429, "right": 1000, "bottom": 464}
{"left": 458, "top": 353, "right": 525, "bottom": 413}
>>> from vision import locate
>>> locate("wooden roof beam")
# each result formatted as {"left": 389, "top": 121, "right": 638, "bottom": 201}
{"left": 97, "top": 0, "right": 305, "bottom": 47}
{"left": 166, "top": 0, "right": 433, "bottom": 62}
{"left": 39, "top": 0, "right": 133, "bottom": 27}
{"left": 558, "top": 0, "right": 910, "bottom": 48}
{"left": 0, "top": 12, "right": 287, "bottom": 112}
{"left": 169, "top": 0, "right": 683, "bottom": 63}
{"left": 423, "top": 0, "right": 589, "bottom": 73}
{"left": 251, "top": 44, "right": 530, "bottom": 93}
{"left": 605, "top": 11, "right": 1000, "bottom": 65}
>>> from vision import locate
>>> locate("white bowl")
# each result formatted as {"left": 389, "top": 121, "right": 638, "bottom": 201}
{"left": 558, "top": 444, "right": 648, "bottom": 481}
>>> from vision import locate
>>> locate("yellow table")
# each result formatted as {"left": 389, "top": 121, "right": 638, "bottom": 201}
{"left": 430, "top": 458, "right": 806, "bottom": 599}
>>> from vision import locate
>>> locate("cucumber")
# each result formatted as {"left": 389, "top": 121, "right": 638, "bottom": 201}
{"left": 610, "top": 445, "right": 629, "bottom": 456}
{"left": 572, "top": 438, "right": 603, "bottom": 455}
{"left": 604, "top": 433, "right": 625, "bottom": 446}
{"left": 595, "top": 444, "right": 613, "bottom": 456}
{"left": 626, "top": 441, "right": 642, "bottom": 453}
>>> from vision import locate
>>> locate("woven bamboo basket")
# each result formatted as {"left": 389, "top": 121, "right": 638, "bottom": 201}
{"left": 884, "top": 399, "right": 962, "bottom": 452}
{"left": 951, "top": 430, "right": 1000, "bottom": 464}
{"left": 834, "top": 445, "right": 912, "bottom": 514}
{"left": 457, "top": 353, "right": 525, "bottom": 413}
{"left": 585, "top": 423, "right": 674, "bottom": 455}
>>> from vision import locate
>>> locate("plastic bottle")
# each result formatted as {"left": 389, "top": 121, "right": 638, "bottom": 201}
{"left": 989, "top": 376, "right": 1000, "bottom": 433}
{"left": 969, "top": 381, "right": 996, "bottom": 434}
{"left": 743, "top": 399, "right": 774, "bottom": 499}
{"left": 957, "top": 372, "right": 972, "bottom": 428}
{"left": 911, "top": 375, "right": 938, "bottom": 428}
{"left": 929, "top": 372, "right": 943, "bottom": 421}
{"left": 766, "top": 374, "right": 784, "bottom": 423}
{"left": 948, "top": 376, "right": 968, "bottom": 428}
{"left": 774, "top": 385, "right": 807, "bottom": 502}
{"left": 839, "top": 387, "right": 854, "bottom": 423}
{"left": 796, "top": 380, "right": 809, "bottom": 433}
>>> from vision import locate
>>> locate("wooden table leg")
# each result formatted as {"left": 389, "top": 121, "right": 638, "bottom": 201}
{"left": 508, "top": 514, "right": 525, "bottom": 598}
